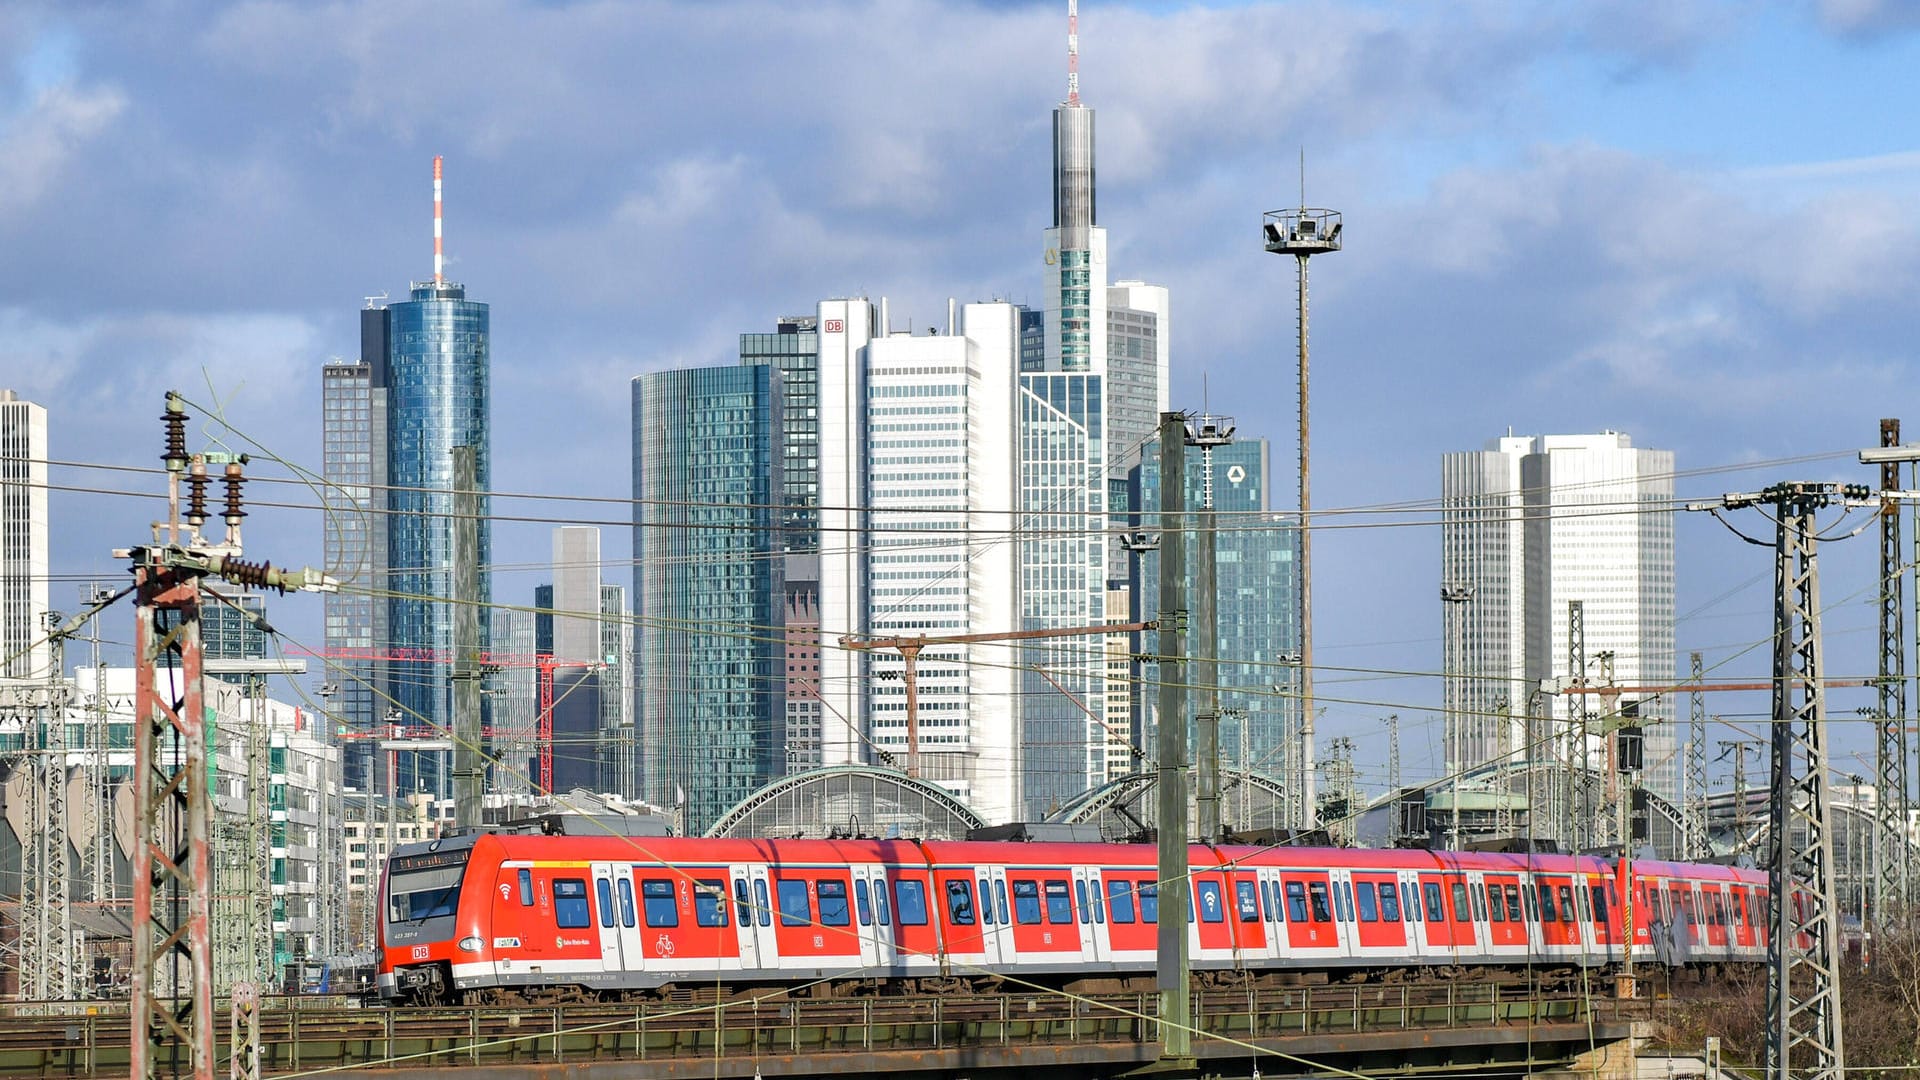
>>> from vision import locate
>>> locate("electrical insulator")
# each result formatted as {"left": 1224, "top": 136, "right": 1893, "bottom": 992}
{"left": 222, "top": 462, "right": 247, "bottom": 526}
{"left": 161, "top": 396, "right": 189, "bottom": 470}
{"left": 185, "top": 460, "right": 209, "bottom": 527}
{"left": 219, "top": 557, "right": 275, "bottom": 591}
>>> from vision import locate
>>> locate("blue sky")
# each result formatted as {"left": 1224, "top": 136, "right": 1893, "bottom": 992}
{"left": 4, "top": 0, "right": 1919, "bottom": 799}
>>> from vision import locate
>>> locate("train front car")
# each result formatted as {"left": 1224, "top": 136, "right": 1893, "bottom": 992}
{"left": 378, "top": 834, "right": 489, "bottom": 1004}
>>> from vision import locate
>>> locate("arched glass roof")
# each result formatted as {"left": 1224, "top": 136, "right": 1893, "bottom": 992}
{"left": 705, "top": 765, "right": 989, "bottom": 840}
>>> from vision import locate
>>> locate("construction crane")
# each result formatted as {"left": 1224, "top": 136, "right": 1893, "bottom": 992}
{"left": 300, "top": 647, "right": 603, "bottom": 792}
{"left": 840, "top": 621, "right": 1155, "bottom": 778}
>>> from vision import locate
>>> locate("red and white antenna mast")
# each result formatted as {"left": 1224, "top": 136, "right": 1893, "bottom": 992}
{"left": 432, "top": 155, "right": 444, "bottom": 285}
{"left": 1066, "top": 0, "right": 1080, "bottom": 104}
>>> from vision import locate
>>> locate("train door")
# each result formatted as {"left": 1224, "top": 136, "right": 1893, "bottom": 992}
{"left": 1279, "top": 872, "right": 1337, "bottom": 951}
{"left": 1255, "top": 869, "right": 1286, "bottom": 962}
{"left": 611, "top": 864, "right": 650, "bottom": 975}
{"left": 1728, "top": 885, "right": 1755, "bottom": 950}
{"left": 1481, "top": 874, "right": 1526, "bottom": 952}
{"left": 852, "top": 860, "right": 887, "bottom": 972}
{"left": 1069, "top": 866, "right": 1101, "bottom": 965}
{"left": 746, "top": 866, "right": 778, "bottom": 973}
{"left": 982, "top": 866, "right": 1012, "bottom": 967}
{"left": 589, "top": 862, "right": 625, "bottom": 975}
{"left": 730, "top": 866, "right": 763, "bottom": 974}
{"left": 1229, "top": 871, "right": 1265, "bottom": 962}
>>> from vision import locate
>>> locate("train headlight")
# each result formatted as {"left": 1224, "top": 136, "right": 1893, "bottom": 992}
{"left": 458, "top": 936, "right": 483, "bottom": 953}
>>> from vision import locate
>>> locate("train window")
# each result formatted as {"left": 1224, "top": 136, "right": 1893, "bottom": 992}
{"left": 818, "top": 880, "right": 851, "bottom": 927}
{"left": 734, "top": 880, "right": 752, "bottom": 926}
{"left": 1470, "top": 884, "right": 1487, "bottom": 923}
{"left": 948, "top": 879, "right": 977, "bottom": 926}
{"left": 894, "top": 879, "right": 928, "bottom": 926}
{"left": 1487, "top": 885, "right": 1505, "bottom": 923}
{"left": 1238, "top": 880, "right": 1261, "bottom": 923}
{"left": 637, "top": 880, "right": 669, "bottom": 927}
{"left": 1556, "top": 886, "right": 1576, "bottom": 924}
{"left": 1264, "top": 881, "right": 1281, "bottom": 923}
{"left": 1424, "top": 882, "right": 1445, "bottom": 923}
{"left": 1535, "top": 884, "right": 1556, "bottom": 923}
{"left": 1073, "top": 880, "right": 1090, "bottom": 924}
{"left": 1404, "top": 883, "right": 1421, "bottom": 922}
{"left": 1196, "top": 880, "right": 1224, "bottom": 923}
{"left": 1139, "top": 882, "right": 1159, "bottom": 924}
{"left": 618, "top": 878, "right": 638, "bottom": 929}
{"left": 1379, "top": 882, "right": 1401, "bottom": 923}
{"left": 876, "top": 884, "right": 891, "bottom": 926}
{"left": 1573, "top": 885, "right": 1590, "bottom": 924}
{"left": 754, "top": 879, "right": 772, "bottom": 927}
{"left": 518, "top": 869, "right": 533, "bottom": 907}
{"left": 1590, "top": 886, "right": 1609, "bottom": 928}
{"left": 777, "top": 880, "right": 811, "bottom": 927}
{"left": 1710, "top": 892, "right": 1726, "bottom": 926}
{"left": 1450, "top": 883, "right": 1469, "bottom": 922}
{"left": 1308, "top": 881, "right": 1333, "bottom": 923}
{"left": 596, "top": 879, "right": 615, "bottom": 928}
{"left": 1338, "top": 882, "right": 1354, "bottom": 922}
{"left": 1285, "top": 881, "right": 1308, "bottom": 922}
{"left": 696, "top": 880, "right": 728, "bottom": 928}
{"left": 1355, "top": 881, "right": 1378, "bottom": 922}
{"left": 979, "top": 879, "right": 994, "bottom": 924}
{"left": 994, "top": 880, "right": 1008, "bottom": 925}
{"left": 554, "top": 879, "right": 591, "bottom": 929}
{"left": 1012, "top": 880, "right": 1042, "bottom": 924}
{"left": 1044, "top": 880, "right": 1073, "bottom": 924}
{"left": 855, "top": 880, "right": 872, "bottom": 926}
{"left": 1730, "top": 891, "right": 1745, "bottom": 926}
{"left": 1090, "top": 881, "right": 1105, "bottom": 924}
{"left": 1274, "top": 880, "right": 1305, "bottom": 922}
{"left": 1107, "top": 880, "right": 1136, "bottom": 924}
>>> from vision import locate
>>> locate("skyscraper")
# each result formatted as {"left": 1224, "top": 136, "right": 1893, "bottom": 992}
{"left": 322, "top": 319, "right": 390, "bottom": 786}
{"left": 862, "top": 304, "right": 1022, "bottom": 822}
{"left": 815, "top": 298, "right": 878, "bottom": 770}
{"left": 1042, "top": 2, "right": 1107, "bottom": 373}
{"left": 324, "top": 158, "right": 490, "bottom": 792}
{"left": 741, "top": 315, "right": 824, "bottom": 771}
{"left": 632, "top": 365, "right": 785, "bottom": 832}
{"left": 1440, "top": 432, "right": 1677, "bottom": 800}
{"left": 1134, "top": 437, "right": 1298, "bottom": 778}
{"left": 0, "top": 390, "right": 48, "bottom": 680}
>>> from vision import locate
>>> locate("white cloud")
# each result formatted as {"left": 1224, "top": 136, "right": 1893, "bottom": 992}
{"left": 0, "top": 82, "right": 124, "bottom": 217}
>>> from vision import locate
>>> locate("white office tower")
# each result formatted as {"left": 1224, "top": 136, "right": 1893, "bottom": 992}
{"left": 1440, "top": 432, "right": 1677, "bottom": 801}
{"left": 1106, "top": 280, "right": 1169, "bottom": 477}
{"left": 551, "top": 526, "right": 603, "bottom": 662}
{"left": 861, "top": 304, "right": 1021, "bottom": 823}
{"left": 815, "top": 298, "right": 878, "bottom": 769}
{"left": 0, "top": 390, "right": 49, "bottom": 680}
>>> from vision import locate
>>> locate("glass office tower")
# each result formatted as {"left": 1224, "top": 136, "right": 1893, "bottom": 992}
{"left": 632, "top": 365, "right": 785, "bottom": 833}
{"left": 375, "top": 280, "right": 491, "bottom": 777}
{"left": 1134, "top": 437, "right": 1298, "bottom": 777}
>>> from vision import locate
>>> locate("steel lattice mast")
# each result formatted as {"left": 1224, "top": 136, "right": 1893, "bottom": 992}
{"left": 1715, "top": 482, "right": 1857, "bottom": 1080}
{"left": 1863, "top": 421, "right": 1911, "bottom": 915}
{"left": 1687, "top": 651, "right": 1710, "bottom": 859}
{"left": 128, "top": 393, "right": 337, "bottom": 1080}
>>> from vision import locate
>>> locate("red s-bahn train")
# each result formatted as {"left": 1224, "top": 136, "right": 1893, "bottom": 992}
{"left": 376, "top": 831, "right": 1768, "bottom": 1005}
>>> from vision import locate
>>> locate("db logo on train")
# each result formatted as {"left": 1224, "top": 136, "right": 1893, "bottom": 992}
{"left": 412, "top": 946, "right": 429, "bottom": 960}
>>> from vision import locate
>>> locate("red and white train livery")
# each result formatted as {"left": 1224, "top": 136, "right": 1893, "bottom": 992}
{"left": 377, "top": 832, "right": 1767, "bottom": 1004}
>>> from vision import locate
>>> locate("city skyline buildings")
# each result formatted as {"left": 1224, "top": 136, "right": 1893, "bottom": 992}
{"left": 1440, "top": 431, "right": 1678, "bottom": 803}
{"left": 322, "top": 157, "right": 492, "bottom": 795}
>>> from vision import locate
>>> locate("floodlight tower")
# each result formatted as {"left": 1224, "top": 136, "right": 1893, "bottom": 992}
{"left": 1262, "top": 200, "right": 1341, "bottom": 824}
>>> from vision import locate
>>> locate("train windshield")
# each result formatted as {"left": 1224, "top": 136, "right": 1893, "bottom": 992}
{"left": 386, "top": 849, "right": 468, "bottom": 923}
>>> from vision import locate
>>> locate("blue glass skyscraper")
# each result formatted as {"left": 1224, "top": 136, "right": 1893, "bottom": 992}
{"left": 1134, "top": 437, "right": 1298, "bottom": 777}
{"left": 375, "top": 279, "right": 491, "bottom": 743}
{"left": 632, "top": 365, "right": 785, "bottom": 833}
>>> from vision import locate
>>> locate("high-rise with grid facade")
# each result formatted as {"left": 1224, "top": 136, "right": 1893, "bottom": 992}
{"left": 1441, "top": 432, "right": 1677, "bottom": 801}
{"left": 0, "top": 390, "right": 47, "bottom": 681}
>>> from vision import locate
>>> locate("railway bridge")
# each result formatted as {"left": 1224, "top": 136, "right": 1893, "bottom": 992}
{"left": 0, "top": 984, "right": 1641, "bottom": 1079}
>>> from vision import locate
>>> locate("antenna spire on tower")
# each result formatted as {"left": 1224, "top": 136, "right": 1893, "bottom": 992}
{"left": 433, "top": 155, "right": 444, "bottom": 285}
{"left": 1066, "top": 0, "right": 1080, "bottom": 104}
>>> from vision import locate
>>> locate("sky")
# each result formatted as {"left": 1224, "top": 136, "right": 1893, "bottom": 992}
{"left": 5, "top": 0, "right": 1920, "bottom": 802}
